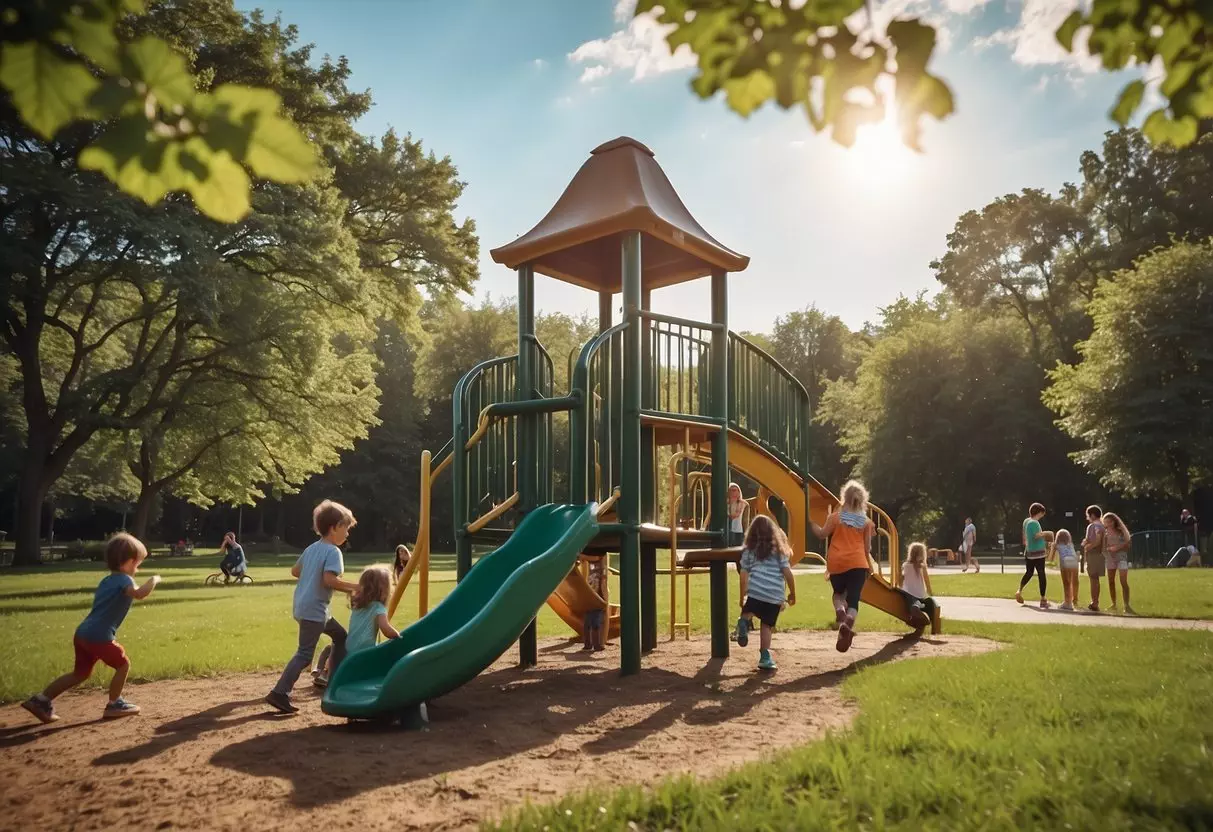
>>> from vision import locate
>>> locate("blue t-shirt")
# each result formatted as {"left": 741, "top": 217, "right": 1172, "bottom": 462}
{"left": 76, "top": 573, "right": 136, "bottom": 642}
{"left": 1024, "top": 518, "right": 1046, "bottom": 555}
{"left": 346, "top": 601, "right": 388, "bottom": 654}
{"left": 292, "top": 540, "right": 344, "bottom": 622}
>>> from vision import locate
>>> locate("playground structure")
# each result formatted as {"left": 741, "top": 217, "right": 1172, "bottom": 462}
{"left": 323, "top": 137, "right": 937, "bottom": 721}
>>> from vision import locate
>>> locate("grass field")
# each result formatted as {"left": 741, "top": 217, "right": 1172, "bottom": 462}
{"left": 3, "top": 552, "right": 1213, "bottom": 703}
{"left": 499, "top": 621, "right": 1213, "bottom": 830}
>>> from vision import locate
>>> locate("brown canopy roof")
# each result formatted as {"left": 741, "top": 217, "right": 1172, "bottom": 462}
{"left": 490, "top": 136, "right": 749, "bottom": 292}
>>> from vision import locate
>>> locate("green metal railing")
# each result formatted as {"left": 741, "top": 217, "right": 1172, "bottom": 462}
{"left": 727, "top": 332, "right": 811, "bottom": 475}
{"left": 570, "top": 322, "right": 628, "bottom": 505}
{"left": 644, "top": 313, "right": 715, "bottom": 419}
{"left": 452, "top": 341, "right": 554, "bottom": 531}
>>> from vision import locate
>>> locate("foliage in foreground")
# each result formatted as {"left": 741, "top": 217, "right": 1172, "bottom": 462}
{"left": 497, "top": 623, "right": 1213, "bottom": 831}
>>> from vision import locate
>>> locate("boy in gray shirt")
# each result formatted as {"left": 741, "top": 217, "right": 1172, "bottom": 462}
{"left": 266, "top": 500, "right": 359, "bottom": 714}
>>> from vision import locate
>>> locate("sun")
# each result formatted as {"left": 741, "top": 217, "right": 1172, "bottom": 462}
{"left": 842, "top": 117, "right": 918, "bottom": 188}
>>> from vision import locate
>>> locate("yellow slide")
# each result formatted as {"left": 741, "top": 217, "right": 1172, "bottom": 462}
{"left": 547, "top": 567, "right": 620, "bottom": 640}
{"left": 715, "top": 430, "right": 940, "bottom": 634}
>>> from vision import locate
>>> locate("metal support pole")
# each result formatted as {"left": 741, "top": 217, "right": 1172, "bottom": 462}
{"left": 599, "top": 290, "right": 613, "bottom": 333}
{"left": 641, "top": 543, "right": 657, "bottom": 652}
{"left": 709, "top": 269, "right": 730, "bottom": 658}
{"left": 517, "top": 264, "right": 538, "bottom": 667}
{"left": 619, "top": 232, "right": 643, "bottom": 675}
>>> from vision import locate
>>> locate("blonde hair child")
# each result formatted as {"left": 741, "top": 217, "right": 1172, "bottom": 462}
{"left": 1101, "top": 512, "right": 1135, "bottom": 614}
{"left": 1055, "top": 529, "right": 1080, "bottom": 611}
{"left": 899, "top": 543, "right": 937, "bottom": 634}
{"left": 811, "top": 480, "right": 876, "bottom": 653}
{"left": 345, "top": 565, "right": 401, "bottom": 655}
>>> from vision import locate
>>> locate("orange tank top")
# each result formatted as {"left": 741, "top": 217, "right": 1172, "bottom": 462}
{"left": 827, "top": 518, "right": 871, "bottom": 574}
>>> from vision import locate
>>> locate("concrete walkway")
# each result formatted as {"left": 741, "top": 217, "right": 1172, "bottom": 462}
{"left": 937, "top": 595, "right": 1213, "bottom": 630}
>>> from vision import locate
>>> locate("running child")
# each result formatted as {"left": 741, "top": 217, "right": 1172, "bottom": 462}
{"left": 266, "top": 500, "right": 359, "bottom": 714}
{"left": 345, "top": 565, "right": 400, "bottom": 655}
{"left": 583, "top": 556, "right": 609, "bottom": 652}
{"left": 1055, "top": 529, "right": 1080, "bottom": 611}
{"left": 811, "top": 480, "right": 875, "bottom": 653}
{"left": 733, "top": 515, "right": 797, "bottom": 670}
{"left": 22, "top": 533, "right": 160, "bottom": 723}
{"left": 899, "top": 542, "right": 937, "bottom": 633}
{"left": 1102, "top": 512, "right": 1135, "bottom": 614}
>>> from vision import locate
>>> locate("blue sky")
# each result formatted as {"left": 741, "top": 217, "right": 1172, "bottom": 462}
{"left": 251, "top": 0, "right": 1148, "bottom": 332}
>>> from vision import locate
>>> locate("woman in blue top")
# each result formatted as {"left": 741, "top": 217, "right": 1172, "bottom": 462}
{"left": 1017, "top": 502, "right": 1053, "bottom": 608}
{"left": 219, "top": 531, "right": 247, "bottom": 581}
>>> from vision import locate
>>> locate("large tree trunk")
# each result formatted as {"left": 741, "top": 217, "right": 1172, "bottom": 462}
{"left": 13, "top": 464, "right": 46, "bottom": 566}
{"left": 131, "top": 485, "right": 158, "bottom": 541}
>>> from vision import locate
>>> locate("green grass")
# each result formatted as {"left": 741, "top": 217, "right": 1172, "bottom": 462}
{"left": 930, "top": 568, "right": 1213, "bottom": 620}
{"left": 497, "top": 622, "right": 1213, "bottom": 831}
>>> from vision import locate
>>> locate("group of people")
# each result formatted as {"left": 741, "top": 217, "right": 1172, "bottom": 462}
{"left": 1015, "top": 503, "right": 1135, "bottom": 613}
{"left": 729, "top": 479, "right": 937, "bottom": 670}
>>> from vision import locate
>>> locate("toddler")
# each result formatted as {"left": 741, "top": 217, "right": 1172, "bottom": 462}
{"left": 1055, "top": 529, "right": 1080, "bottom": 610}
{"left": 583, "top": 556, "right": 609, "bottom": 652}
{"left": 345, "top": 565, "right": 400, "bottom": 655}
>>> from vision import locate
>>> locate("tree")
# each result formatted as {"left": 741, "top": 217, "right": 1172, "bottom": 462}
{"left": 820, "top": 311, "right": 1090, "bottom": 543}
{"left": 931, "top": 188, "right": 1094, "bottom": 366}
{"left": 639, "top": 0, "right": 1213, "bottom": 150}
{"left": 765, "top": 305, "right": 863, "bottom": 487}
{"left": 1045, "top": 241, "right": 1213, "bottom": 505}
{"left": 1, "top": 0, "right": 477, "bottom": 564}
{"left": 0, "top": 0, "right": 321, "bottom": 220}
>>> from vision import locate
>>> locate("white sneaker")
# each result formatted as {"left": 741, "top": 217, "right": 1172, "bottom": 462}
{"left": 1059, "top": 602, "right": 1074, "bottom": 611}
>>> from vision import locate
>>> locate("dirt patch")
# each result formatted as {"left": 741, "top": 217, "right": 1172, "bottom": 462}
{"left": 0, "top": 631, "right": 996, "bottom": 831}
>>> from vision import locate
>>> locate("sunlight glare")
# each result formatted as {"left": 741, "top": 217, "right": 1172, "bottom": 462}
{"left": 842, "top": 117, "right": 918, "bottom": 189}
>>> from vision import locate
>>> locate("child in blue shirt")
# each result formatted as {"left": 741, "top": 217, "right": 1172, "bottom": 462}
{"left": 266, "top": 500, "right": 360, "bottom": 714}
{"left": 732, "top": 515, "right": 797, "bottom": 671}
{"left": 22, "top": 533, "right": 161, "bottom": 723}
{"left": 345, "top": 565, "right": 400, "bottom": 654}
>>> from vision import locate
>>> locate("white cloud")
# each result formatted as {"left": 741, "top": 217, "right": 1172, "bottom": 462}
{"left": 942, "top": 0, "right": 992, "bottom": 12}
{"left": 568, "top": 0, "right": 696, "bottom": 84}
{"left": 532, "top": 58, "right": 548, "bottom": 70}
{"left": 972, "top": 0, "right": 1099, "bottom": 74}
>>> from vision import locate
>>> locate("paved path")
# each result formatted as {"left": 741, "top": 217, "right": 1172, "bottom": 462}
{"left": 937, "top": 595, "right": 1213, "bottom": 630}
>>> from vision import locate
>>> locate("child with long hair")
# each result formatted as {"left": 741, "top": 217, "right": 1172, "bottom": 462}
{"left": 346, "top": 565, "right": 401, "bottom": 655}
{"left": 899, "top": 542, "right": 936, "bottom": 633}
{"left": 392, "top": 544, "right": 411, "bottom": 581}
{"left": 1055, "top": 529, "right": 1080, "bottom": 611}
{"left": 733, "top": 515, "right": 797, "bottom": 671}
{"left": 1102, "top": 512, "right": 1135, "bottom": 614}
{"left": 811, "top": 480, "right": 876, "bottom": 653}
{"left": 727, "top": 482, "right": 747, "bottom": 546}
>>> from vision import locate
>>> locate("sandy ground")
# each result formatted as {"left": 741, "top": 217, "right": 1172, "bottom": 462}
{"left": 0, "top": 631, "right": 996, "bottom": 832}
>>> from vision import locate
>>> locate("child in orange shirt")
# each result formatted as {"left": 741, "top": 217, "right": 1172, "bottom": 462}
{"left": 811, "top": 480, "right": 875, "bottom": 653}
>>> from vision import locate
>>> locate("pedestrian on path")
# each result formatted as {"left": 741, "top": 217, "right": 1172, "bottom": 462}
{"left": 961, "top": 517, "right": 978, "bottom": 573}
{"left": 1017, "top": 502, "right": 1052, "bottom": 609}
{"left": 1082, "top": 505, "right": 1105, "bottom": 611}
{"left": 1102, "top": 512, "right": 1135, "bottom": 615}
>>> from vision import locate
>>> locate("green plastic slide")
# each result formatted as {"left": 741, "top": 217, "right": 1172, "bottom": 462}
{"left": 322, "top": 503, "right": 599, "bottom": 720}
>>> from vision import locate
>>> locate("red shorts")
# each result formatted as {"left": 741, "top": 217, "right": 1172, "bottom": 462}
{"left": 73, "top": 637, "right": 129, "bottom": 677}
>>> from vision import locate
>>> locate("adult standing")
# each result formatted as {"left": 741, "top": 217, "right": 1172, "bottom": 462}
{"left": 1181, "top": 509, "right": 1200, "bottom": 549}
{"left": 1016, "top": 503, "right": 1051, "bottom": 608}
{"left": 1082, "top": 505, "right": 1105, "bottom": 612}
{"left": 961, "top": 517, "right": 979, "bottom": 573}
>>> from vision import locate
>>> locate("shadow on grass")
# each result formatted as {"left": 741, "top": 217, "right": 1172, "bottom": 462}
{"left": 206, "top": 636, "right": 920, "bottom": 808}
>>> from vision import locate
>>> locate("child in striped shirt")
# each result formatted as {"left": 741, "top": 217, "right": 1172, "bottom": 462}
{"left": 733, "top": 515, "right": 797, "bottom": 671}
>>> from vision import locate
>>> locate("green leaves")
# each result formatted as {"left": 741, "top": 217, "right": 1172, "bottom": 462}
{"left": 635, "top": 0, "right": 953, "bottom": 150}
{"left": 1056, "top": 0, "right": 1213, "bottom": 148}
{"left": 0, "top": 0, "right": 321, "bottom": 222}
{"left": 0, "top": 41, "right": 99, "bottom": 138}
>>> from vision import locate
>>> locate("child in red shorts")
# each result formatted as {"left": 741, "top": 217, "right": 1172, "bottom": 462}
{"left": 22, "top": 533, "right": 161, "bottom": 723}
